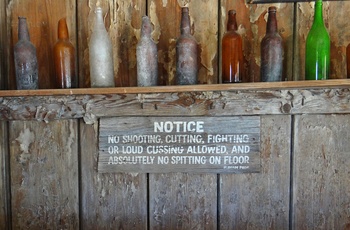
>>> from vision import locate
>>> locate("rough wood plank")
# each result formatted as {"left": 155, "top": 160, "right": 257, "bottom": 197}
{"left": 149, "top": 0, "right": 218, "bottom": 85}
{"left": 0, "top": 0, "right": 7, "bottom": 89}
{"left": 1, "top": 86, "right": 350, "bottom": 122}
{"left": 149, "top": 173, "right": 217, "bottom": 229}
{"left": 9, "top": 120, "right": 79, "bottom": 228}
{"left": 295, "top": 1, "right": 350, "bottom": 80}
{"left": 7, "top": 0, "right": 76, "bottom": 89}
{"left": 293, "top": 115, "right": 350, "bottom": 229}
{"left": 221, "top": 1, "right": 294, "bottom": 82}
{"left": 0, "top": 121, "right": 10, "bottom": 229}
{"left": 79, "top": 121, "right": 148, "bottom": 229}
{"left": 220, "top": 115, "right": 291, "bottom": 229}
{"left": 78, "top": 0, "right": 145, "bottom": 87}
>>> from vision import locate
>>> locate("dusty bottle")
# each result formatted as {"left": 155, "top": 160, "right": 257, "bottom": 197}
{"left": 176, "top": 7, "right": 198, "bottom": 85}
{"left": 261, "top": 7, "right": 283, "bottom": 82}
{"left": 53, "top": 18, "right": 76, "bottom": 88}
{"left": 137, "top": 16, "right": 158, "bottom": 86}
{"left": 347, "top": 43, "right": 350, "bottom": 78}
{"left": 305, "top": 0, "right": 330, "bottom": 80}
{"left": 89, "top": 7, "right": 115, "bottom": 87}
{"left": 222, "top": 10, "right": 243, "bottom": 83}
{"left": 14, "top": 17, "right": 39, "bottom": 89}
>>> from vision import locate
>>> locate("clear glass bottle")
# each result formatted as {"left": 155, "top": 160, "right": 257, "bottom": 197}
{"left": 53, "top": 18, "right": 76, "bottom": 88}
{"left": 14, "top": 17, "right": 39, "bottom": 89}
{"left": 89, "top": 7, "right": 115, "bottom": 87}
{"left": 176, "top": 7, "right": 198, "bottom": 85}
{"left": 261, "top": 7, "right": 283, "bottom": 82}
{"left": 222, "top": 10, "right": 243, "bottom": 83}
{"left": 305, "top": 0, "right": 330, "bottom": 80}
{"left": 136, "top": 16, "right": 158, "bottom": 86}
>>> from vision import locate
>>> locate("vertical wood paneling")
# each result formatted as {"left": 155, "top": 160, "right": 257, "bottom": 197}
{"left": 149, "top": 173, "right": 217, "bottom": 229}
{"left": 293, "top": 115, "right": 350, "bottom": 229}
{"left": 0, "top": 0, "right": 7, "bottom": 89}
{"left": 220, "top": 1, "right": 294, "bottom": 82}
{"left": 7, "top": 0, "right": 76, "bottom": 89}
{"left": 296, "top": 1, "right": 350, "bottom": 80}
{"left": 77, "top": 0, "right": 145, "bottom": 87}
{"left": 10, "top": 120, "right": 79, "bottom": 228}
{"left": 149, "top": 0, "right": 218, "bottom": 85}
{"left": 220, "top": 115, "right": 291, "bottom": 229}
{"left": 80, "top": 121, "right": 148, "bottom": 229}
{"left": 0, "top": 121, "right": 10, "bottom": 229}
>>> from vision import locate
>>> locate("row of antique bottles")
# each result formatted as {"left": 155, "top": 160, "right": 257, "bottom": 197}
{"left": 14, "top": 2, "right": 330, "bottom": 90}
{"left": 226, "top": 0, "right": 330, "bottom": 82}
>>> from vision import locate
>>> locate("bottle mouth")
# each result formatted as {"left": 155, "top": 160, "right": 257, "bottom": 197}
{"left": 228, "top": 10, "right": 236, "bottom": 15}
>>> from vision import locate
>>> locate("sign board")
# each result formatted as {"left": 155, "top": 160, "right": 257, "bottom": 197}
{"left": 98, "top": 116, "right": 261, "bottom": 173}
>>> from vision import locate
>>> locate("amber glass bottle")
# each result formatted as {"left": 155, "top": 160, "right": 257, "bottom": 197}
{"left": 260, "top": 7, "right": 283, "bottom": 82}
{"left": 347, "top": 43, "right": 350, "bottom": 78}
{"left": 176, "top": 7, "right": 198, "bottom": 85}
{"left": 221, "top": 10, "right": 243, "bottom": 83}
{"left": 136, "top": 16, "right": 158, "bottom": 86}
{"left": 14, "top": 17, "right": 39, "bottom": 89}
{"left": 53, "top": 18, "right": 76, "bottom": 88}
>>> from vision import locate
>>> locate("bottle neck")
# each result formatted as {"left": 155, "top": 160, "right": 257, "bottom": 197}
{"left": 227, "top": 10, "right": 238, "bottom": 31}
{"left": 180, "top": 8, "right": 191, "bottom": 35}
{"left": 18, "top": 17, "right": 30, "bottom": 41}
{"left": 314, "top": 0, "right": 324, "bottom": 25}
{"left": 266, "top": 10, "right": 277, "bottom": 33}
{"left": 94, "top": 7, "right": 105, "bottom": 29}
{"left": 58, "top": 18, "right": 69, "bottom": 40}
{"left": 141, "top": 16, "right": 152, "bottom": 38}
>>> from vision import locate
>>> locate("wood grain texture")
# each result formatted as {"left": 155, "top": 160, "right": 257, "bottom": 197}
{"left": 293, "top": 115, "right": 350, "bottom": 229}
{"left": 78, "top": 0, "right": 145, "bottom": 88}
{"left": 149, "top": 0, "right": 218, "bottom": 85}
{"left": 10, "top": 120, "right": 79, "bottom": 228}
{"left": 220, "top": 115, "right": 291, "bottom": 229}
{"left": 0, "top": 121, "right": 10, "bottom": 229}
{"left": 79, "top": 121, "right": 148, "bottom": 229}
{"left": 220, "top": 1, "right": 294, "bottom": 82}
{"left": 295, "top": 1, "right": 350, "bottom": 80}
{"left": 0, "top": 0, "right": 7, "bottom": 89}
{"left": 1, "top": 83, "right": 350, "bottom": 122}
{"left": 149, "top": 173, "right": 217, "bottom": 229}
{"left": 7, "top": 0, "right": 76, "bottom": 89}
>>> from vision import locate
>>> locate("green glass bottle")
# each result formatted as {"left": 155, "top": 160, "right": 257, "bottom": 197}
{"left": 305, "top": 0, "right": 330, "bottom": 80}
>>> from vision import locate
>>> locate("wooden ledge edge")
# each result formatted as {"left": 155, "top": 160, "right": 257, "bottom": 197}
{"left": 0, "top": 79, "right": 349, "bottom": 97}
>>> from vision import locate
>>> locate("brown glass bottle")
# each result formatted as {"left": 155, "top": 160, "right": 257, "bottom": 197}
{"left": 14, "top": 17, "right": 39, "bottom": 89}
{"left": 53, "top": 18, "right": 76, "bottom": 88}
{"left": 261, "top": 7, "right": 283, "bottom": 82}
{"left": 222, "top": 10, "right": 243, "bottom": 83}
{"left": 176, "top": 7, "right": 198, "bottom": 85}
{"left": 347, "top": 43, "right": 350, "bottom": 78}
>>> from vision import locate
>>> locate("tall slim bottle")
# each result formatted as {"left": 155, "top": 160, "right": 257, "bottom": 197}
{"left": 347, "top": 43, "right": 350, "bottom": 78}
{"left": 176, "top": 7, "right": 198, "bottom": 85}
{"left": 305, "top": 0, "right": 330, "bottom": 80}
{"left": 89, "top": 7, "right": 115, "bottom": 87}
{"left": 222, "top": 10, "right": 243, "bottom": 83}
{"left": 137, "top": 16, "right": 158, "bottom": 86}
{"left": 53, "top": 18, "right": 76, "bottom": 88}
{"left": 261, "top": 7, "right": 283, "bottom": 82}
{"left": 14, "top": 17, "right": 39, "bottom": 89}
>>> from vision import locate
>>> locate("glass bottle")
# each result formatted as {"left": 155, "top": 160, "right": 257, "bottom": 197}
{"left": 261, "top": 7, "right": 283, "bottom": 82}
{"left": 222, "top": 10, "right": 243, "bottom": 83}
{"left": 14, "top": 17, "right": 39, "bottom": 89}
{"left": 305, "top": 0, "right": 330, "bottom": 80}
{"left": 53, "top": 18, "right": 76, "bottom": 88}
{"left": 136, "top": 16, "right": 158, "bottom": 86}
{"left": 89, "top": 7, "right": 115, "bottom": 87}
{"left": 347, "top": 43, "right": 350, "bottom": 78}
{"left": 176, "top": 7, "right": 198, "bottom": 85}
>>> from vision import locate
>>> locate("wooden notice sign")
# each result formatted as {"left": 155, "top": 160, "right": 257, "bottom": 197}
{"left": 98, "top": 117, "right": 261, "bottom": 173}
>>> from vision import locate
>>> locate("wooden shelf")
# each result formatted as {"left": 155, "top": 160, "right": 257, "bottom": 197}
{"left": 0, "top": 79, "right": 350, "bottom": 97}
{"left": 1, "top": 79, "right": 350, "bottom": 123}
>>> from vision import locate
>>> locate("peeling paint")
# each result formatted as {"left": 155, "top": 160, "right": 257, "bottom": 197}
{"left": 150, "top": 1, "right": 161, "bottom": 43}
{"left": 16, "top": 128, "right": 35, "bottom": 154}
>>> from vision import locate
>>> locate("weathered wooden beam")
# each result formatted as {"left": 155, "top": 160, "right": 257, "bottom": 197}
{"left": 0, "top": 80, "right": 350, "bottom": 123}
